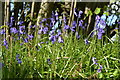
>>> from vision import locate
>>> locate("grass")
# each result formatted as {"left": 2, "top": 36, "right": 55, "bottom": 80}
{"left": 1, "top": 32, "right": 120, "bottom": 79}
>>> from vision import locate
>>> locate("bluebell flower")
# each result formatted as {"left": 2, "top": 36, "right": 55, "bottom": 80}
{"left": 38, "top": 28, "right": 43, "bottom": 34}
{"left": 74, "top": 8, "right": 78, "bottom": 17}
{"left": 95, "top": 15, "right": 100, "bottom": 21}
{"left": 9, "top": 17, "right": 14, "bottom": 27}
{"left": 55, "top": 11, "right": 59, "bottom": 20}
{"left": 98, "top": 20, "right": 106, "bottom": 29}
{"left": 72, "top": 21, "right": 77, "bottom": 27}
{"left": 84, "top": 39, "right": 90, "bottom": 45}
{"left": 97, "top": 32, "right": 102, "bottom": 39}
{"left": 97, "top": 28, "right": 105, "bottom": 39}
{"left": 47, "top": 59, "right": 52, "bottom": 64}
{"left": 79, "top": 20, "right": 83, "bottom": 27}
{"left": 50, "top": 18, "right": 55, "bottom": 26}
{"left": 3, "top": 39, "right": 8, "bottom": 48}
{"left": 58, "top": 36, "right": 64, "bottom": 43}
{"left": 23, "top": 38, "right": 28, "bottom": 43}
{"left": 78, "top": 10, "right": 83, "bottom": 18}
{"left": 10, "top": 27, "right": 18, "bottom": 34}
{"left": 18, "top": 21, "right": 24, "bottom": 25}
{"left": 19, "top": 26, "right": 25, "bottom": 30}
{"left": 40, "top": 42, "right": 45, "bottom": 44}
{"left": 49, "top": 30, "right": 55, "bottom": 35}
{"left": 0, "top": 29, "right": 5, "bottom": 35}
{"left": 92, "top": 57, "right": 98, "bottom": 65}
{"left": 16, "top": 54, "right": 20, "bottom": 58}
{"left": 106, "top": 14, "right": 118, "bottom": 26}
{"left": 43, "top": 27, "right": 48, "bottom": 34}
{"left": 64, "top": 25, "right": 69, "bottom": 30}
{"left": 57, "top": 29, "right": 62, "bottom": 36}
{"left": 76, "top": 32, "right": 80, "bottom": 39}
{"left": 16, "top": 54, "right": 22, "bottom": 64}
{"left": 70, "top": 26, "right": 76, "bottom": 32}
{"left": 19, "top": 30, "right": 24, "bottom": 34}
{"left": 46, "top": 23, "right": 49, "bottom": 26}
{"left": 63, "top": 15, "right": 66, "bottom": 24}
{"left": 101, "top": 14, "right": 106, "bottom": 20}
{"left": 97, "top": 65, "right": 103, "bottom": 73}
{"left": 28, "top": 34, "right": 34, "bottom": 40}
{"left": 0, "top": 62, "right": 4, "bottom": 69}
{"left": 42, "top": 18, "right": 47, "bottom": 22}
{"left": 17, "top": 59, "right": 22, "bottom": 64}
{"left": 49, "top": 35, "right": 56, "bottom": 44}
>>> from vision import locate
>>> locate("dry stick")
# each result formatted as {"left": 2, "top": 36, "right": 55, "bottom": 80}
{"left": 68, "top": 0, "right": 74, "bottom": 27}
{"left": 28, "top": 2, "right": 35, "bottom": 57}
{"left": 6, "top": 0, "right": 9, "bottom": 41}
{"left": 4, "top": 1, "right": 7, "bottom": 40}
{"left": 71, "top": 0, "right": 76, "bottom": 25}
{"left": 28, "top": 1, "right": 35, "bottom": 35}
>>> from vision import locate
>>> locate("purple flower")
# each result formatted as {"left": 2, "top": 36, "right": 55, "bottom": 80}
{"left": 64, "top": 25, "right": 69, "bottom": 30}
{"left": 18, "top": 21, "right": 24, "bottom": 25}
{"left": 58, "top": 36, "right": 64, "bottom": 43}
{"left": 97, "top": 65, "right": 103, "bottom": 73}
{"left": 40, "top": 42, "right": 45, "bottom": 44}
{"left": 106, "top": 14, "right": 118, "bottom": 26}
{"left": 74, "top": 8, "right": 78, "bottom": 17}
{"left": 55, "top": 11, "right": 59, "bottom": 20}
{"left": 63, "top": 15, "right": 66, "bottom": 24}
{"left": 57, "top": 29, "right": 62, "bottom": 36}
{"left": 49, "top": 35, "right": 56, "bottom": 44}
{"left": 78, "top": 10, "right": 83, "bottom": 18}
{"left": 47, "top": 59, "right": 52, "bottom": 64}
{"left": 38, "top": 28, "right": 43, "bottom": 34}
{"left": 28, "top": 34, "right": 34, "bottom": 40}
{"left": 92, "top": 57, "right": 98, "bottom": 65}
{"left": 17, "top": 59, "right": 22, "bottom": 64}
{"left": 3, "top": 39, "right": 8, "bottom": 48}
{"left": 95, "top": 15, "right": 100, "bottom": 21}
{"left": 79, "top": 20, "right": 83, "bottom": 27}
{"left": 84, "top": 39, "right": 89, "bottom": 45}
{"left": 42, "top": 18, "right": 47, "bottom": 22}
{"left": 76, "top": 32, "right": 80, "bottom": 39}
{"left": 0, "top": 29, "right": 5, "bottom": 35}
{"left": 50, "top": 18, "right": 55, "bottom": 26}
{"left": 16, "top": 54, "right": 20, "bottom": 58}
{"left": 10, "top": 27, "right": 18, "bottom": 34}
{"left": 9, "top": 17, "right": 14, "bottom": 27}
{"left": 0, "top": 62, "right": 4, "bottom": 69}
{"left": 23, "top": 38, "right": 28, "bottom": 43}
{"left": 19, "top": 26, "right": 25, "bottom": 34}
{"left": 98, "top": 20, "right": 106, "bottom": 29}
{"left": 72, "top": 21, "right": 77, "bottom": 27}
{"left": 19, "top": 30, "right": 24, "bottom": 34}
{"left": 97, "top": 32, "right": 102, "bottom": 39}
{"left": 43, "top": 27, "right": 48, "bottom": 34}
{"left": 97, "top": 28, "right": 105, "bottom": 39}
{"left": 16, "top": 54, "right": 22, "bottom": 64}
{"left": 19, "top": 26, "right": 25, "bottom": 30}
{"left": 101, "top": 14, "right": 106, "bottom": 20}
{"left": 70, "top": 26, "right": 76, "bottom": 32}
{"left": 10, "top": 17, "right": 14, "bottom": 22}
{"left": 49, "top": 30, "right": 55, "bottom": 35}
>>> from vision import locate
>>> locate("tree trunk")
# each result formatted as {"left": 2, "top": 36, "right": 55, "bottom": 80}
{"left": 36, "top": 0, "right": 54, "bottom": 26}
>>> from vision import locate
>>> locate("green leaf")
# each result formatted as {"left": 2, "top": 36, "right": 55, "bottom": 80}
{"left": 113, "top": 69, "right": 118, "bottom": 76}
{"left": 98, "top": 73, "right": 103, "bottom": 78}
{"left": 103, "top": 12, "right": 109, "bottom": 16}
{"left": 94, "top": 8, "right": 101, "bottom": 14}
{"left": 89, "top": 10, "right": 93, "bottom": 16}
